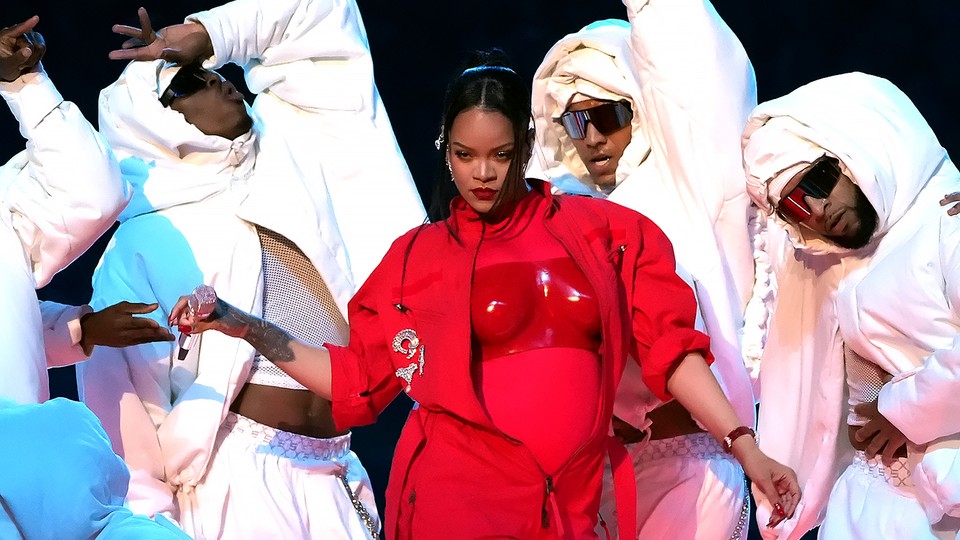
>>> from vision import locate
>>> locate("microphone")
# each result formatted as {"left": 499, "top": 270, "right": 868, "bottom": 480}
{"left": 177, "top": 285, "right": 217, "bottom": 360}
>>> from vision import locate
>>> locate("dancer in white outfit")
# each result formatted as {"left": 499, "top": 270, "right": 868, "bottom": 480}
{"left": 0, "top": 16, "right": 154, "bottom": 404}
{"left": 0, "top": 18, "right": 182, "bottom": 539}
{"left": 531, "top": 0, "right": 760, "bottom": 537}
{"left": 77, "top": 2, "right": 425, "bottom": 538}
{"left": 743, "top": 72, "right": 960, "bottom": 539}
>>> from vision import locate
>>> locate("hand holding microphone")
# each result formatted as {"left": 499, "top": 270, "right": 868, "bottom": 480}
{"left": 175, "top": 284, "right": 217, "bottom": 360}
{"left": 169, "top": 286, "right": 251, "bottom": 352}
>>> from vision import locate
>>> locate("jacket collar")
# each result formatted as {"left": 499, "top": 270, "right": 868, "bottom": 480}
{"left": 447, "top": 179, "right": 557, "bottom": 240}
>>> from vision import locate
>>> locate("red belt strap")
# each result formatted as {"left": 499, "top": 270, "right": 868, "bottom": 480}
{"left": 607, "top": 435, "right": 637, "bottom": 539}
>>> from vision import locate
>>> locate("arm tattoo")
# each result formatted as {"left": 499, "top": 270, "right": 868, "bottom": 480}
{"left": 223, "top": 308, "right": 297, "bottom": 363}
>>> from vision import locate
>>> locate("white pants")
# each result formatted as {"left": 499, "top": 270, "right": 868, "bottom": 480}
{"left": 598, "top": 432, "right": 748, "bottom": 540}
{"left": 820, "top": 451, "right": 960, "bottom": 540}
{"left": 183, "top": 412, "right": 379, "bottom": 540}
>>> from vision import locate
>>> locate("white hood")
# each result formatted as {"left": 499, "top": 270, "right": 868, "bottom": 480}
{"left": 742, "top": 72, "right": 946, "bottom": 256}
{"left": 531, "top": 19, "right": 650, "bottom": 195}
{"left": 98, "top": 59, "right": 257, "bottom": 222}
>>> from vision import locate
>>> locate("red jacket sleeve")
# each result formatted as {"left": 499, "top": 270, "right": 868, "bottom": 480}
{"left": 628, "top": 215, "right": 713, "bottom": 402}
{"left": 327, "top": 242, "right": 407, "bottom": 430}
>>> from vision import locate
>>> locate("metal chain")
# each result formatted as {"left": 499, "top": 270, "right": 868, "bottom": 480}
{"left": 339, "top": 471, "right": 379, "bottom": 539}
{"left": 729, "top": 476, "right": 751, "bottom": 540}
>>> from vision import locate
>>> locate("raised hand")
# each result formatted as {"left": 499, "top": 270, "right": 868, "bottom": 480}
{"left": 109, "top": 7, "right": 212, "bottom": 64}
{"left": 854, "top": 400, "right": 909, "bottom": 464}
{"left": 79, "top": 301, "right": 175, "bottom": 351}
{"left": 0, "top": 16, "right": 45, "bottom": 82}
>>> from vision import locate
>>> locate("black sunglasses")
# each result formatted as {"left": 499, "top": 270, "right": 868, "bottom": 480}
{"left": 775, "top": 156, "right": 842, "bottom": 224}
{"left": 556, "top": 101, "right": 633, "bottom": 140}
{"left": 159, "top": 63, "right": 211, "bottom": 107}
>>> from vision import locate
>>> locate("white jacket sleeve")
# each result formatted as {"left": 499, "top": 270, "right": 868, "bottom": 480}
{"left": 189, "top": 0, "right": 369, "bottom": 113}
{"left": 879, "top": 338, "right": 960, "bottom": 445}
{"left": 0, "top": 69, "right": 129, "bottom": 288}
{"left": 878, "top": 219, "right": 960, "bottom": 445}
{"left": 39, "top": 301, "right": 93, "bottom": 368}
{"left": 78, "top": 232, "right": 179, "bottom": 521}
{"left": 622, "top": 0, "right": 755, "bottom": 163}
{"left": 189, "top": 0, "right": 425, "bottom": 293}
{"left": 623, "top": 0, "right": 756, "bottom": 305}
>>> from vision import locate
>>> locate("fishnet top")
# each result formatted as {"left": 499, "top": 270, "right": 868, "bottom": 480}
{"left": 248, "top": 227, "right": 349, "bottom": 390}
{"left": 844, "top": 345, "right": 892, "bottom": 426}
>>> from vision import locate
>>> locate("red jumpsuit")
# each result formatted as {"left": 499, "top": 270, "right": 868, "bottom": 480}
{"left": 328, "top": 181, "right": 711, "bottom": 539}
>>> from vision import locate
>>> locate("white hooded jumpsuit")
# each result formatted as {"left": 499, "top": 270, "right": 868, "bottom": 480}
{"left": 76, "top": 1, "right": 426, "bottom": 538}
{"left": 742, "top": 72, "right": 960, "bottom": 539}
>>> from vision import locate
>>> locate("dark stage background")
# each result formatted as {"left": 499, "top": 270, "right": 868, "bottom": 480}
{"left": 3, "top": 2, "right": 958, "bottom": 538}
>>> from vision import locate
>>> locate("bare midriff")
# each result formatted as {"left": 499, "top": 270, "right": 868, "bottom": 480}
{"left": 612, "top": 400, "right": 705, "bottom": 445}
{"left": 229, "top": 383, "right": 346, "bottom": 439}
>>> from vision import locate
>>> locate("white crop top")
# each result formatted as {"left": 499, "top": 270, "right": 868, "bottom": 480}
{"left": 844, "top": 345, "right": 892, "bottom": 426}
{"left": 248, "top": 227, "right": 349, "bottom": 390}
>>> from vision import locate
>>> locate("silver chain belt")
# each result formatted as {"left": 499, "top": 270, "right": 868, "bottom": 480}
{"left": 729, "top": 476, "right": 750, "bottom": 540}
{"left": 339, "top": 472, "right": 378, "bottom": 538}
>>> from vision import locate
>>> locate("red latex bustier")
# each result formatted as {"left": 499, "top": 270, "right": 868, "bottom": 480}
{"left": 471, "top": 257, "right": 602, "bottom": 360}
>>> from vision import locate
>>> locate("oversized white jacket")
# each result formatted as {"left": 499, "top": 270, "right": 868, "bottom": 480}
{"left": 0, "top": 69, "right": 128, "bottom": 404}
{"left": 39, "top": 301, "right": 94, "bottom": 367}
{"left": 77, "top": 0, "right": 425, "bottom": 524}
{"left": 742, "top": 72, "right": 950, "bottom": 538}
{"left": 530, "top": 0, "right": 757, "bottom": 428}
{"left": 838, "top": 169, "right": 960, "bottom": 524}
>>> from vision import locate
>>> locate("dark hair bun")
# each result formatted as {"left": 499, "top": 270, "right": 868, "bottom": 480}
{"left": 464, "top": 48, "right": 514, "bottom": 71}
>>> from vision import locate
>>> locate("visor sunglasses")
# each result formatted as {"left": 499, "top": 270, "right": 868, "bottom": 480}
{"left": 557, "top": 101, "right": 632, "bottom": 140}
{"left": 159, "top": 63, "right": 210, "bottom": 107}
{"left": 776, "top": 157, "right": 842, "bottom": 224}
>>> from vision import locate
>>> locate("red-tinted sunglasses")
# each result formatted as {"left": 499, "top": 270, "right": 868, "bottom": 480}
{"left": 776, "top": 157, "right": 842, "bottom": 224}
{"left": 557, "top": 101, "right": 633, "bottom": 140}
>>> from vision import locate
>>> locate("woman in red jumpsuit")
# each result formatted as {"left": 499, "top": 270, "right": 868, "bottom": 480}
{"left": 171, "top": 52, "right": 800, "bottom": 539}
